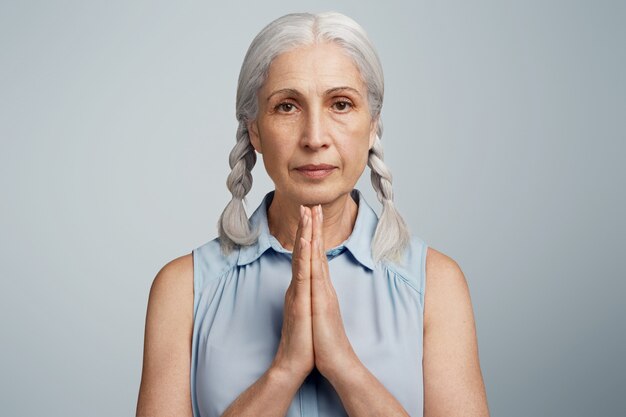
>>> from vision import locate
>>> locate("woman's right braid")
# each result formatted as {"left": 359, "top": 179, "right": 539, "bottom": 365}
{"left": 217, "top": 120, "right": 260, "bottom": 255}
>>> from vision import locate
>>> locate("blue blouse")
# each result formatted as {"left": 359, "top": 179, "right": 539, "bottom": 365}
{"left": 191, "top": 188, "right": 428, "bottom": 417}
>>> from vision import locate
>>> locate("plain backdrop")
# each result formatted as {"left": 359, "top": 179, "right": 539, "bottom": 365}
{"left": 1, "top": 1, "right": 624, "bottom": 416}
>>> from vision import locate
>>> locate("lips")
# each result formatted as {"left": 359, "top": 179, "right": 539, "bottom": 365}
{"left": 295, "top": 164, "right": 337, "bottom": 179}
{"left": 296, "top": 164, "right": 337, "bottom": 171}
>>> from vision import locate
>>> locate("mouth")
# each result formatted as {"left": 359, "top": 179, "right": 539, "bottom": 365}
{"left": 295, "top": 164, "right": 337, "bottom": 179}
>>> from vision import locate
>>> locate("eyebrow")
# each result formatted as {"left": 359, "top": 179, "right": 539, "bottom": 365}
{"left": 266, "top": 86, "right": 363, "bottom": 102}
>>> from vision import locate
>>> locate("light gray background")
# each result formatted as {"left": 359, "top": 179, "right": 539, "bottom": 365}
{"left": 1, "top": 0, "right": 624, "bottom": 416}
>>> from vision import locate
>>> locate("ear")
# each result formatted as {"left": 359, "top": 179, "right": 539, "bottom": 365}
{"left": 247, "top": 119, "right": 263, "bottom": 154}
{"left": 368, "top": 116, "right": 379, "bottom": 150}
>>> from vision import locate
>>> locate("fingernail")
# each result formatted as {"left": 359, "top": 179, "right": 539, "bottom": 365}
{"left": 300, "top": 205, "right": 304, "bottom": 218}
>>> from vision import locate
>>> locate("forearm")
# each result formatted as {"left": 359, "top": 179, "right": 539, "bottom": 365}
{"left": 221, "top": 366, "right": 304, "bottom": 417}
{"left": 326, "top": 360, "right": 410, "bottom": 417}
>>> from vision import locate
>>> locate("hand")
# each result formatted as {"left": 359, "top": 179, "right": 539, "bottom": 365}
{"left": 271, "top": 205, "right": 314, "bottom": 382}
{"left": 309, "top": 205, "right": 359, "bottom": 380}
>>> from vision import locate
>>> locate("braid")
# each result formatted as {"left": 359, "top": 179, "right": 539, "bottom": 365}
{"left": 368, "top": 134, "right": 411, "bottom": 264}
{"left": 217, "top": 120, "right": 260, "bottom": 255}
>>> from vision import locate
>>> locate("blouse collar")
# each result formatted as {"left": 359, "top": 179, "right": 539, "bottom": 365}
{"left": 236, "top": 188, "right": 377, "bottom": 271}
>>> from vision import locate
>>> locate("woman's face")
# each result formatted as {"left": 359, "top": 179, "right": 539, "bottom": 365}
{"left": 248, "top": 41, "right": 378, "bottom": 206}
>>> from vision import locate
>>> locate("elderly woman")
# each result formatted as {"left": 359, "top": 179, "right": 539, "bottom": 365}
{"left": 137, "top": 11, "right": 489, "bottom": 417}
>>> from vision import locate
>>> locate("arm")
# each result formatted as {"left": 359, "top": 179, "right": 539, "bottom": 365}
{"left": 308, "top": 204, "right": 411, "bottom": 416}
{"left": 220, "top": 366, "right": 306, "bottom": 417}
{"left": 136, "top": 254, "right": 194, "bottom": 417}
{"left": 221, "top": 205, "right": 316, "bottom": 416}
{"left": 423, "top": 247, "right": 490, "bottom": 417}
{"left": 324, "top": 359, "right": 411, "bottom": 417}
{"left": 135, "top": 255, "right": 305, "bottom": 417}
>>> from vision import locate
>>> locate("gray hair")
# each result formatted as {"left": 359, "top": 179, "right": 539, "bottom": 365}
{"left": 217, "top": 11, "right": 411, "bottom": 265}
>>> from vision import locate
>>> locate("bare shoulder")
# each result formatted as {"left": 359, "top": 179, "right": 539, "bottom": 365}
{"left": 149, "top": 253, "right": 194, "bottom": 306}
{"left": 424, "top": 246, "right": 465, "bottom": 283}
{"left": 423, "top": 246, "right": 490, "bottom": 416}
{"left": 144, "top": 253, "right": 194, "bottom": 330}
{"left": 423, "top": 246, "right": 472, "bottom": 331}
{"left": 136, "top": 253, "right": 194, "bottom": 417}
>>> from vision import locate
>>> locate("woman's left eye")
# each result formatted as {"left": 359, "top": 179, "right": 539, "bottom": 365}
{"left": 332, "top": 100, "right": 353, "bottom": 112}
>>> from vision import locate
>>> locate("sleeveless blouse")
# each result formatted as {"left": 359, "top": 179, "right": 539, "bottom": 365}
{"left": 191, "top": 189, "right": 428, "bottom": 416}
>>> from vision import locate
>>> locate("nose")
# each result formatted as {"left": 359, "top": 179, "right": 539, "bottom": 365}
{"left": 300, "top": 107, "right": 330, "bottom": 150}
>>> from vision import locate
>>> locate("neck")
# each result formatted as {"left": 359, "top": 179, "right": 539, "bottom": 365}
{"left": 267, "top": 190, "right": 358, "bottom": 252}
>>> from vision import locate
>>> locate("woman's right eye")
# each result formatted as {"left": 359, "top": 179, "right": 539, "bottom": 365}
{"left": 276, "top": 103, "right": 296, "bottom": 113}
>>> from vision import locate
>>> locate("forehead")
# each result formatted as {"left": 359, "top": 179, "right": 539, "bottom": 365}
{"left": 261, "top": 42, "right": 366, "bottom": 95}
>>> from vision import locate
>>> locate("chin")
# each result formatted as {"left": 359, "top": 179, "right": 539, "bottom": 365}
{"left": 283, "top": 183, "right": 352, "bottom": 206}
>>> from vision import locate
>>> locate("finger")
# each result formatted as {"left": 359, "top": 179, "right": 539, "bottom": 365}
{"left": 311, "top": 205, "right": 326, "bottom": 284}
{"left": 292, "top": 205, "right": 308, "bottom": 281}
{"left": 311, "top": 235, "right": 322, "bottom": 284}
{"left": 296, "top": 235, "right": 311, "bottom": 287}
{"left": 316, "top": 205, "right": 325, "bottom": 262}
{"left": 311, "top": 204, "right": 324, "bottom": 257}
{"left": 292, "top": 205, "right": 305, "bottom": 263}
{"left": 301, "top": 206, "right": 312, "bottom": 244}
{"left": 312, "top": 206, "right": 332, "bottom": 287}
{"left": 297, "top": 207, "right": 312, "bottom": 286}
